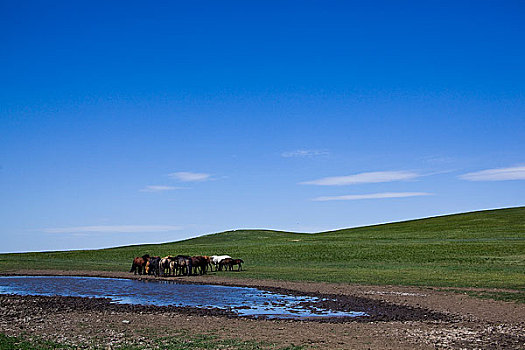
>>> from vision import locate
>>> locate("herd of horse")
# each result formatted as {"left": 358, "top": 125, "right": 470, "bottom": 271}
{"left": 130, "top": 254, "right": 244, "bottom": 277}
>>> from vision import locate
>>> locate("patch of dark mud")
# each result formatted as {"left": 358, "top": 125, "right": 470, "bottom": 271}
{"left": 0, "top": 294, "right": 236, "bottom": 319}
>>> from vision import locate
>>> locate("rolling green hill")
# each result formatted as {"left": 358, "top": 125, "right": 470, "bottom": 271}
{"left": 1, "top": 207, "right": 524, "bottom": 289}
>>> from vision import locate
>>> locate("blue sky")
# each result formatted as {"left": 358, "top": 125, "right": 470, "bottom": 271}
{"left": 1, "top": 1, "right": 524, "bottom": 253}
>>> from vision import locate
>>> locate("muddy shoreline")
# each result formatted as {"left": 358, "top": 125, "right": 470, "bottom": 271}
{"left": 1, "top": 270, "right": 524, "bottom": 349}
{"left": 0, "top": 271, "right": 451, "bottom": 323}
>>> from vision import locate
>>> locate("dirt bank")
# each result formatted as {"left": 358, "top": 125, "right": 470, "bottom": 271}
{"left": 1, "top": 270, "right": 524, "bottom": 349}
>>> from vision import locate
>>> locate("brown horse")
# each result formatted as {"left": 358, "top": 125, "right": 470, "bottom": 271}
{"left": 218, "top": 258, "right": 233, "bottom": 271}
{"left": 219, "top": 258, "right": 244, "bottom": 271}
{"left": 189, "top": 256, "right": 209, "bottom": 275}
{"left": 231, "top": 259, "right": 244, "bottom": 271}
{"left": 202, "top": 255, "right": 214, "bottom": 272}
{"left": 130, "top": 254, "right": 150, "bottom": 275}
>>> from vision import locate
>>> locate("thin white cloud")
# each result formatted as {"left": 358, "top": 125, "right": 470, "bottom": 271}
{"left": 420, "top": 155, "right": 455, "bottom": 164}
{"left": 140, "top": 185, "right": 184, "bottom": 192}
{"left": 169, "top": 172, "right": 211, "bottom": 182}
{"left": 44, "top": 225, "right": 182, "bottom": 234}
{"left": 313, "top": 192, "right": 433, "bottom": 201}
{"left": 301, "top": 171, "right": 420, "bottom": 186}
{"left": 459, "top": 165, "right": 525, "bottom": 181}
{"left": 282, "top": 149, "right": 329, "bottom": 158}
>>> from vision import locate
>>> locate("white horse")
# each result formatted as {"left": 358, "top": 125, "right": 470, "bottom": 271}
{"left": 159, "top": 257, "right": 172, "bottom": 276}
{"left": 210, "top": 255, "right": 231, "bottom": 271}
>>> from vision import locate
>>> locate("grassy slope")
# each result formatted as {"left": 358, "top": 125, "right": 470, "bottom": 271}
{"left": 1, "top": 207, "right": 524, "bottom": 289}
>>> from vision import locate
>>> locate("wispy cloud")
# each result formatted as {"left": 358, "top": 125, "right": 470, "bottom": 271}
{"left": 301, "top": 171, "right": 420, "bottom": 186}
{"left": 420, "top": 155, "right": 455, "bottom": 164}
{"left": 140, "top": 185, "right": 185, "bottom": 192}
{"left": 312, "top": 192, "right": 433, "bottom": 201}
{"left": 169, "top": 172, "right": 212, "bottom": 182}
{"left": 281, "top": 149, "right": 329, "bottom": 158}
{"left": 459, "top": 165, "right": 525, "bottom": 181}
{"left": 44, "top": 225, "right": 182, "bottom": 234}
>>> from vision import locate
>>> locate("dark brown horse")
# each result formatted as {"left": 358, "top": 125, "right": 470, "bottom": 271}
{"left": 231, "top": 259, "right": 244, "bottom": 271}
{"left": 146, "top": 256, "right": 161, "bottom": 276}
{"left": 130, "top": 254, "right": 150, "bottom": 275}
{"left": 219, "top": 258, "right": 244, "bottom": 271}
{"left": 218, "top": 258, "right": 233, "bottom": 271}
{"left": 189, "top": 256, "right": 209, "bottom": 275}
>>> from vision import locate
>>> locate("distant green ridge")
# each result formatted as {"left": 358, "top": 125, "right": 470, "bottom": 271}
{"left": 1, "top": 206, "right": 524, "bottom": 289}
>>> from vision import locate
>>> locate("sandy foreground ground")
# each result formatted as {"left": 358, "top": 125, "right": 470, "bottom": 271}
{"left": 0, "top": 270, "right": 524, "bottom": 349}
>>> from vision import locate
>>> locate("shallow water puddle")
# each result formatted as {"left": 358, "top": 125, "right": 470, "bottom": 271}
{"left": 0, "top": 276, "right": 367, "bottom": 319}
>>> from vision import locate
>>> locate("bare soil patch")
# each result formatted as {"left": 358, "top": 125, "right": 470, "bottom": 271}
{"left": 1, "top": 270, "right": 524, "bottom": 349}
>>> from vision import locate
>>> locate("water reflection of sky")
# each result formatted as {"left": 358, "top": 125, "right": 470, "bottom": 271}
{"left": 0, "top": 276, "right": 367, "bottom": 319}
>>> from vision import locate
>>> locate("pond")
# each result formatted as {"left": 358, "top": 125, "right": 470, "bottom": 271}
{"left": 0, "top": 276, "right": 367, "bottom": 319}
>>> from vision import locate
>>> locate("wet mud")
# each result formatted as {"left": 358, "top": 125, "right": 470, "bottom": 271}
{"left": 0, "top": 275, "right": 450, "bottom": 322}
{"left": 0, "top": 286, "right": 450, "bottom": 323}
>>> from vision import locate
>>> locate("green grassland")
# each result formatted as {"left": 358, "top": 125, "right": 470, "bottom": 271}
{"left": 1, "top": 207, "right": 524, "bottom": 290}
